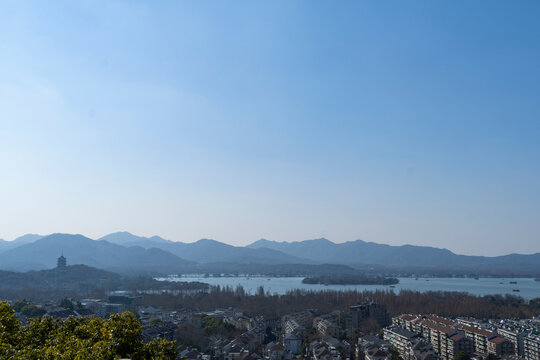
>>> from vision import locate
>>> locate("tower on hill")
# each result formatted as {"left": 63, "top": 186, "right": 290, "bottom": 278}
{"left": 57, "top": 253, "right": 67, "bottom": 268}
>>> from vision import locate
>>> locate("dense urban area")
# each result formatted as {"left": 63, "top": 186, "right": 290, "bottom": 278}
{"left": 1, "top": 254, "right": 539, "bottom": 360}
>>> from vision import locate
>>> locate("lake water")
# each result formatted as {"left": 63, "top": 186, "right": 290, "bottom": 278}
{"left": 157, "top": 276, "right": 540, "bottom": 300}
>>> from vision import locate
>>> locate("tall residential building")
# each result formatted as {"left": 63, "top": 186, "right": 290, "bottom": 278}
{"left": 524, "top": 334, "right": 540, "bottom": 360}
{"left": 456, "top": 323, "right": 493, "bottom": 355}
{"left": 497, "top": 327, "right": 526, "bottom": 356}
{"left": 420, "top": 321, "right": 471, "bottom": 360}
{"left": 487, "top": 337, "right": 514, "bottom": 357}
{"left": 347, "top": 303, "right": 391, "bottom": 332}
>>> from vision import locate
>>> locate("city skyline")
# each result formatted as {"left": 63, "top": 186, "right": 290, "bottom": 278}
{"left": 1, "top": 1, "right": 540, "bottom": 256}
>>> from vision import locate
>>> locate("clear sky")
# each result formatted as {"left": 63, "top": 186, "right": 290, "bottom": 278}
{"left": 1, "top": 1, "right": 539, "bottom": 256}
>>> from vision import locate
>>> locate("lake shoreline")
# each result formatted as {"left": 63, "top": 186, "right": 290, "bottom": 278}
{"left": 156, "top": 276, "right": 539, "bottom": 300}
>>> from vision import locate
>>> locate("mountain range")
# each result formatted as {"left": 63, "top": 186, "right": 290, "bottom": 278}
{"left": 0, "top": 232, "right": 538, "bottom": 275}
{"left": 248, "top": 238, "right": 540, "bottom": 274}
{"left": 0, "top": 234, "right": 44, "bottom": 252}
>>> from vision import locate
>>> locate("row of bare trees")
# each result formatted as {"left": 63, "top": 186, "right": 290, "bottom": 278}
{"left": 143, "top": 286, "right": 539, "bottom": 320}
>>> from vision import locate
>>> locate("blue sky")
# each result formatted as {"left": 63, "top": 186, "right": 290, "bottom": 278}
{"left": 1, "top": 1, "right": 539, "bottom": 255}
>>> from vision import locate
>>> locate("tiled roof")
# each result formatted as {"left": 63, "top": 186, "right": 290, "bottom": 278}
{"left": 489, "top": 337, "right": 507, "bottom": 344}
{"left": 458, "top": 324, "right": 492, "bottom": 337}
{"left": 426, "top": 315, "right": 455, "bottom": 327}
{"left": 387, "top": 327, "right": 419, "bottom": 339}
{"left": 422, "top": 321, "right": 455, "bottom": 334}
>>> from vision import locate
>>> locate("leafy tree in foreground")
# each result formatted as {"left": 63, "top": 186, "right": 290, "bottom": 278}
{"left": 0, "top": 301, "right": 178, "bottom": 360}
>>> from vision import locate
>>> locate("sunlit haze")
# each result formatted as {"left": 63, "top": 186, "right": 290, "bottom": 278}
{"left": 1, "top": 1, "right": 539, "bottom": 256}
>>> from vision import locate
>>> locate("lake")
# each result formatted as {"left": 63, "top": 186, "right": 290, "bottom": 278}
{"left": 156, "top": 276, "right": 540, "bottom": 300}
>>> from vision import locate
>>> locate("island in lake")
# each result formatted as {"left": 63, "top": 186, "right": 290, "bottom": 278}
{"left": 302, "top": 274, "right": 399, "bottom": 285}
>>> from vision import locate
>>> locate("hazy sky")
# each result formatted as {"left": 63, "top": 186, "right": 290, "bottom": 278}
{"left": 1, "top": 1, "right": 539, "bottom": 256}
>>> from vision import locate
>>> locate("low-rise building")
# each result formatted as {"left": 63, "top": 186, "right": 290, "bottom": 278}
{"left": 405, "top": 338, "right": 439, "bottom": 360}
{"left": 357, "top": 336, "right": 391, "bottom": 360}
{"left": 265, "top": 342, "right": 285, "bottom": 360}
{"left": 384, "top": 326, "right": 420, "bottom": 356}
{"left": 283, "top": 332, "right": 303, "bottom": 355}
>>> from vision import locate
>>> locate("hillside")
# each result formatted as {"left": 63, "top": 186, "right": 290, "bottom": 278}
{"left": 0, "top": 234, "right": 44, "bottom": 253}
{"left": 0, "top": 234, "right": 195, "bottom": 272}
{"left": 99, "top": 232, "right": 313, "bottom": 265}
{"left": 0, "top": 265, "right": 122, "bottom": 293}
{"left": 247, "top": 238, "right": 540, "bottom": 274}
{"left": 1, "top": 232, "right": 538, "bottom": 275}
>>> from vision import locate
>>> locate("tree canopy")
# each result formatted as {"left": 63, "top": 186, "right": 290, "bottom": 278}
{"left": 0, "top": 301, "right": 178, "bottom": 360}
{"left": 454, "top": 351, "right": 471, "bottom": 360}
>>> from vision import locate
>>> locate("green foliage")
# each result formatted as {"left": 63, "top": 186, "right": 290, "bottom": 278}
{"left": 0, "top": 301, "right": 20, "bottom": 347}
{"left": 200, "top": 315, "right": 222, "bottom": 335}
{"left": 60, "top": 298, "right": 75, "bottom": 310}
{"left": 454, "top": 351, "right": 471, "bottom": 360}
{"left": 12, "top": 300, "right": 29, "bottom": 313}
{"left": 0, "top": 301, "right": 178, "bottom": 360}
{"left": 302, "top": 275, "right": 399, "bottom": 285}
{"left": 264, "top": 326, "right": 276, "bottom": 343}
{"left": 389, "top": 347, "right": 403, "bottom": 360}
{"left": 20, "top": 304, "right": 47, "bottom": 317}
{"left": 196, "top": 315, "right": 237, "bottom": 336}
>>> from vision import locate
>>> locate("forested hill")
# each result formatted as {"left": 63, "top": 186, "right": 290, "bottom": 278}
{"left": 0, "top": 265, "right": 122, "bottom": 293}
{"left": 0, "top": 265, "right": 210, "bottom": 301}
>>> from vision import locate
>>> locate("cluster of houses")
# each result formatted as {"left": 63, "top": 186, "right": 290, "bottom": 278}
{"left": 9, "top": 289, "right": 540, "bottom": 360}
{"left": 384, "top": 314, "right": 540, "bottom": 360}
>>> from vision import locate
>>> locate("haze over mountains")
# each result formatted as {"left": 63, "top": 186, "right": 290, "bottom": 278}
{"left": 0, "top": 232, "right": 538, "bottom": 275}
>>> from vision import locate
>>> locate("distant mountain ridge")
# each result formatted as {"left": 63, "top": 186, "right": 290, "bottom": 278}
{"left": 247, "top": 238, "right": 540, "bottom": 273}
{"left": 0, "top": 232, "right": 538, "bottom": 275}
{"left": 99, "top": 231, "right": 170, "bottom": 245}
{"left": 0, "top": 234, "right": 44, "bottom": 253}
{"left": 99, "top": 232, "right": 314, "bottom": 265}
{"left": 0, "top": 233, "right": 195, "bottom": 272}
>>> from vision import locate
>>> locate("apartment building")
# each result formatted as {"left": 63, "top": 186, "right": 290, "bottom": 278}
{"left": 283, "top": 319, "right": 304, "bottom": 335}
{"left": 348, "top": 303, "right": 391, "bottom": 332}
{"left": 497, "top": 327, "right": 526, "bottom": 356}
{"left": 315, "top": 318, "right": 340, "bottom": 338}
{"left": 384, "top": 326, "right": 420, "bottom": 356}
{"left": 524, "top": 334, "right": 540, "bottom": 360}
{"left": 456, "top": 324, "right": 493, "bottom": 355}
{"left": 282, "top": 310, "right": 314, "bottom": 330}
{"left": 487, "top": 336, "right": 514, "bottom": 357}
{"left": 421, "top": 321, "right": 471, "bottom": 360}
